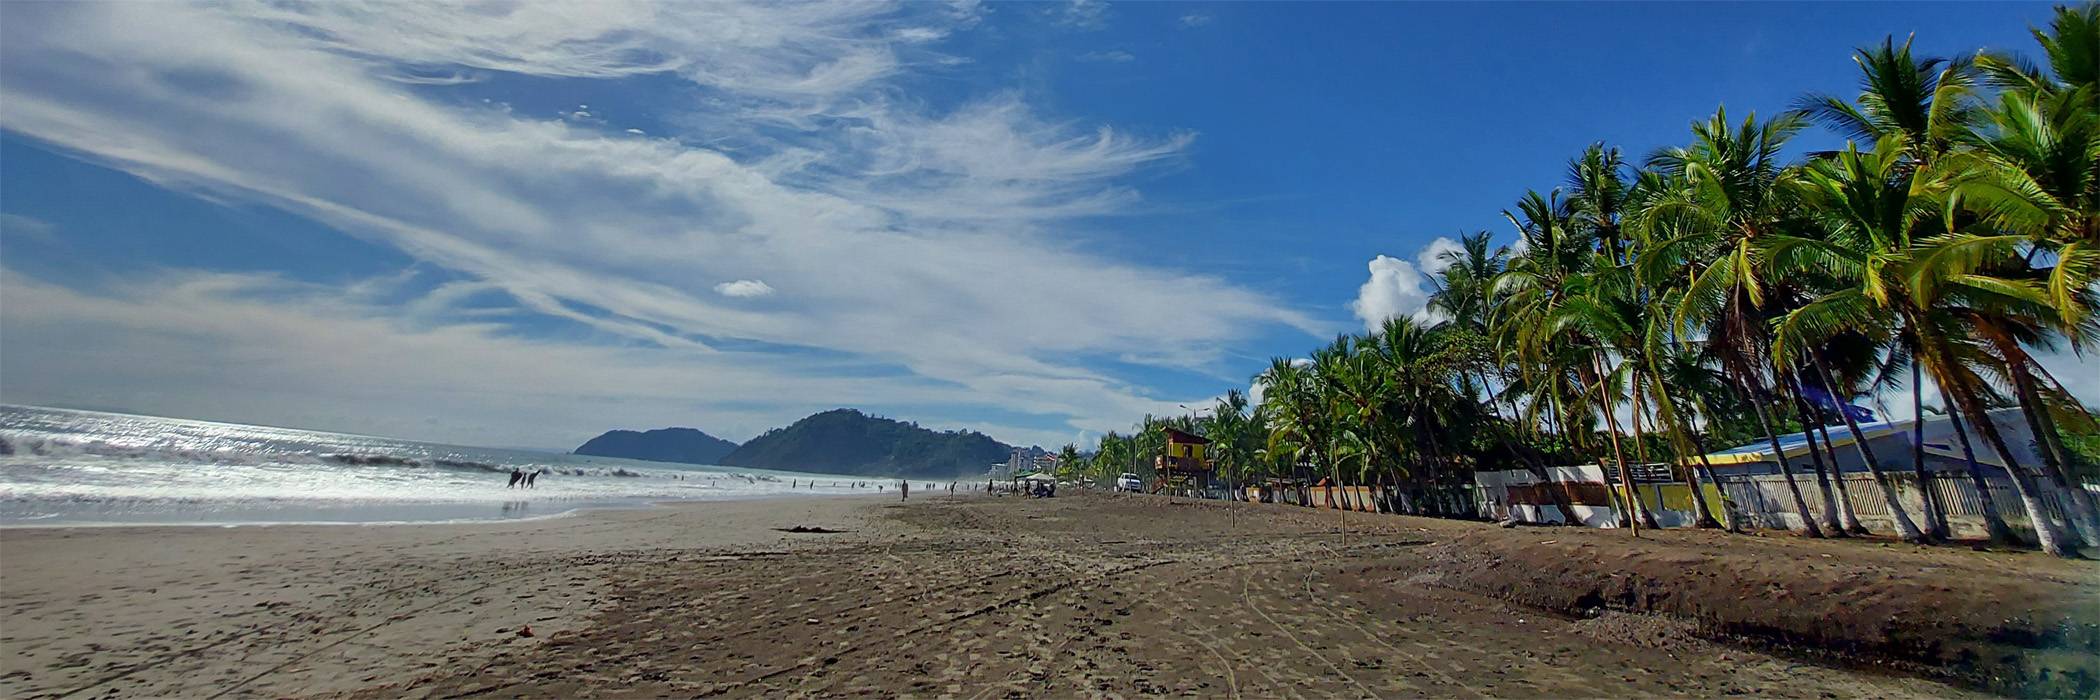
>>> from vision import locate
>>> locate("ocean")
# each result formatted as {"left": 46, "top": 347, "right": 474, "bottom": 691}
{"left": 0, "top": 405, "right": 881, "bottom": 526}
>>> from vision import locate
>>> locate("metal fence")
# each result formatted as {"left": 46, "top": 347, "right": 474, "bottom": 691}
{"left": 1716, "top": 471, "right": 2085, "bottom": 540}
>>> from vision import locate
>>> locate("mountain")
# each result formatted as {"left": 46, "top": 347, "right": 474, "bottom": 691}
{"left": 718, "top": 408, "right": 1012, "bottom": 478}
{"left": 573, "top": 427, "right": 739, "bottom": 465}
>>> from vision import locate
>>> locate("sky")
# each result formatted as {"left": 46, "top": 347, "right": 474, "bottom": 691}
{"left": 0, "top": 1, "right": 2086, "bottom": 451}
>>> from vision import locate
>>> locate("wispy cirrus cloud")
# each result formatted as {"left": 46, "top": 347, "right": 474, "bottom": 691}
{"left": 0, "top": 1, "right": 1311, "bottom": 446}
{"left": 1054, "top": 0, "right": 1110, "bottom": 30}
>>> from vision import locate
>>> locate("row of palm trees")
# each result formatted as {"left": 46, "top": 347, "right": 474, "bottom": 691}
{"left": 1066, "top": 5, "right": 2100, "bottom": 557}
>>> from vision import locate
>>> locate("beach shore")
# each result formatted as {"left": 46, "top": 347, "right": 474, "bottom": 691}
{"left": 2, "top": 491, "right": 2091, "bottom": 698}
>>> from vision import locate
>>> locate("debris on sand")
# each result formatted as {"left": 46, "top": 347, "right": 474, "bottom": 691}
{"left": 774, "top": 526, "right": 848, "bottom": 534}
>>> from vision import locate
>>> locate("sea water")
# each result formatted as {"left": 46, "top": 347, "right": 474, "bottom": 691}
{"left": 0, "top": 405, "right": 878, "bottom": 526}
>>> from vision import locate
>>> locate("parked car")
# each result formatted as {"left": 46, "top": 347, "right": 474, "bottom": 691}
{"left": 1116, "top": 473, "right": 1143, "bottom": 492}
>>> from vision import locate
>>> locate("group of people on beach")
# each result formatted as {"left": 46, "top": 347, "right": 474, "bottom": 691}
{"left": 505, "top": 468, "right": 544, "bottom": 489}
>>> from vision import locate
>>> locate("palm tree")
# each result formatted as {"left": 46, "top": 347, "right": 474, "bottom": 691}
{"left": 1207, "top": 389, "right": 1258, "bottom": 495}
{"left": 1634, "top": 107, "right": 1827, "bottom": 537}
{"left": 1056, "top": 444, "right": 1084, "bottom": 482}
{"left": 1801, "top": 335, "right": 1928, "bottom": 542}
{"left": 1435, "top": 231, "right": 1584, "bottom": 523}
{"left": 1258, "top": 357, "right": 1327, "bottom": 490}
{"left": 1795, "top": 35, "right": 1980, "bottom": 169}
{"left": 1772, "top": 136, "right": 2078, "bottom": 556}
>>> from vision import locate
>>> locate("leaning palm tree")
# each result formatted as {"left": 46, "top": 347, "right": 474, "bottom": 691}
{"left": 1634, "top": 107, "right": 1827, "bottom": 537}
{"left": 1772, "top": 136, "right": 2078, "bottom": 556}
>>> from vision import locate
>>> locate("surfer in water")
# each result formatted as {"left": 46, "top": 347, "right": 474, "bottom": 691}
{"left": 506, "top": 468, "right": 524, "bottom": 489}
{"left": 525, "top": 469, "right": 541, "bottom": 489}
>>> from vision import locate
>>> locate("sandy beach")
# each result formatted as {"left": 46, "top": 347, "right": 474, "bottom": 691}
{"left": 3, "top": 491, "right": 2093, "bottom": 698}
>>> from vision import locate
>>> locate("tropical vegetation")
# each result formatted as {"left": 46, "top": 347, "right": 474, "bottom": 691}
{"left": 1065, "top": 5, "right": 2100, "bottom": 557}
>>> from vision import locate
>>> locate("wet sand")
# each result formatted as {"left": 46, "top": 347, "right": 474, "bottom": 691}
{"left": 3, "top": 491, "right": 2079, "bottom": 698}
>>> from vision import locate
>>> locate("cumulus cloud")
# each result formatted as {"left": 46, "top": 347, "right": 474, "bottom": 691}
{"left": 713, "top": 279, "right": 776, "bottom": 298}
{"left": 1349, "top": 255, "right": 1431, "bottom": 332}
{"left": 1347, "top": 236, "right": 1463, "bottom": 331}
{"left": 1414, "top": 236, "right": 1466, "bottom": 276}
{"left": 0, "top": 1, "right": 1308, "bottom": 445}
{"left": 1178, "top": 14, "right": 1213, "bottom": 28}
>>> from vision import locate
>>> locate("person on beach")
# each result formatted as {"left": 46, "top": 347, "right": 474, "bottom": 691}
{"left": 506, "top": 468, "right": 524, "bottom": 489}
{"left": 525, "top": 469, "right": 540, "bottom": 489}
{"left": 900, "top": 480, "right": 909, "bottom": 502}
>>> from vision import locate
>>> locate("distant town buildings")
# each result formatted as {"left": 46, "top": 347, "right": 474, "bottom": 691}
{"left": 990, "top": 446, "right": 1055, "bottom": 478}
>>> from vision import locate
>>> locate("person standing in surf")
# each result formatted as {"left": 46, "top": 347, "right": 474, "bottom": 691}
{"left": 506, "top": 468, "right": 524, "bottom": 489}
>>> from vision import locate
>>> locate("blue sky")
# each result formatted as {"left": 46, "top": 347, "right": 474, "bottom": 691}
{"left": 0, "top": 1, "right": 2080, "bottom": 450}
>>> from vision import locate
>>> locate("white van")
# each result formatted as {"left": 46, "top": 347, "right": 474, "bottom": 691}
{"left": 1116, "top": 473, "right": 1143, "bottom": 492}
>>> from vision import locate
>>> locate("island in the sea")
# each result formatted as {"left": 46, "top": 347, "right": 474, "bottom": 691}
{"left": 573, "top": 427, "right": 739, "bottom": 466}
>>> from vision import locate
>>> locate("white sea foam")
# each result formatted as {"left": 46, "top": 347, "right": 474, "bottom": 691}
{"left": 0, "top": 405, "right": 889, "bottom": 526}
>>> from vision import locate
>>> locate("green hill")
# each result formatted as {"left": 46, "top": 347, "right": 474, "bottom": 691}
{"left": 718, "top": 409, "right": 1011, "bottom": 478}
{"left": 573, "top": 427, "right": 739, "bottom": 465}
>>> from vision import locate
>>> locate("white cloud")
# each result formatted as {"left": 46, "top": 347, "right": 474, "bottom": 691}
{"left": 1077, "top": 50, "right": 1135, "bottom": 63}
{"left": 1055, "top": 0, "right": 1109, "bottom": 29}
{"left": 1178, "top": 14, "right": 1213, "bottom": 28}
{"left": 0, "top": 213, "right": 57, "bottom": 243}
{"left": 0, "top": 1, "right": 1312, "bottom": 446}
{"left": 1415, "top": 235, "right": 1465, "bottom": 275}
{"left": 0, "top": 268, "right": 948, "bottom": 447}
{"left": 1348, "top": 251, "right": 1442, "bottom": 332}
{"left": 713, "top": 279, "right": 776, "bottom": 298}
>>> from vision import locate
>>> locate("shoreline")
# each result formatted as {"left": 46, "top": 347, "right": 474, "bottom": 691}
{"left": 0, "top": 488, "right": 895, "bottom": 530}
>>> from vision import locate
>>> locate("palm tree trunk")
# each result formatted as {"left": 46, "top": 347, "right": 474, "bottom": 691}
{"left": 1590, "top": 353, "right": 1640, "bottom": 537}
{"left": 1790, "top": 371, "right": 1865, "bottom": 533}
{"left": 1687, "top": 428, "right": 1741, "bottom": 532}
{"left": 1812, "top": 419, "right": 1867, "bottom": 534}
{"left": 1643, "top": 358, "right": 1722, "bottom": 530}
{"left": 1624, "top": 371, "right": 1664, "bottom": 529}
{"left": 1984, "top": 327, "right": 2100, "bottom": 548}
{"left": 1788, "top": 382, "right": 1847, "bottom": 536}
{"left": 1942, "top": 377, "right": 2076, "bottom": 557}
{"left": 1797, "top": 401, "right": 1848, "bottom": 536}
{"left": 1908, "top": 317, "right": 2067, "bottom": 554}
{"left": 1418, "top": 411, "right": 1450, "bottom": 517}
{"left": 1911, "top": 358, "right": 1951, "bottom": 540}
{"left": 1743, "top": 373, "right": 1824, "bottom": 538}
{"left": 1944, "top": 396, "right": 2018, "bottom": 544}
{"left": 1485, "top": 367, "right": 1581, "bottom": 524}
{"left": 1812, "top": 355, "right": 1923, "bottom": 542}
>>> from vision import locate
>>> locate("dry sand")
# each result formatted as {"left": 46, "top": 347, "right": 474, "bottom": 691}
{"left": 1, "top": 490, "right": 2080, "bottom": 698}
